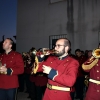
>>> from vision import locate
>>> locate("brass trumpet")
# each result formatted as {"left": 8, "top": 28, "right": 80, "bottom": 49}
{"left": 83, "top": 49, "right": 100, "bottom": 87}
{"left": 82, "top": 48, "right": 100, "bottom": 87}
{"left": 87, "top": 48, "right": 100, "bottom": 63}
{"left": 82, "top": 48, "right": 100, "bottom": 70}
{"left": 92, "top": 48, "right": 100, "bottom": 58}
{"left": 31, "top": 48, "right": 57, "bottom": 74}
{"left": 32, "top": 48, "right": 57, "bottom": 56}
{"left": 0, "top": 62, "right": 7, "bottom": 74}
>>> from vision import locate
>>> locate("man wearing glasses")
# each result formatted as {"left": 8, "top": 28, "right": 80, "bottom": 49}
{"left": 33, "top": 38, "right": 79, "bottom": 100}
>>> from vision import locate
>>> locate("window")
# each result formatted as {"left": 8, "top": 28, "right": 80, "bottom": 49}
{"left": 49, "top": 34, "right": 67, "bottom": 49}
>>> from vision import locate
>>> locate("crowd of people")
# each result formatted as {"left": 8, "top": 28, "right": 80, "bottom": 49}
{"left": 19, "top": 47, "right": 48, "bottom": 100}
{"left": 0, "top": 38, "right": 100, "bottom": 100}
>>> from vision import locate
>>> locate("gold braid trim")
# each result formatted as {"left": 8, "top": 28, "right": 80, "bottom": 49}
{"left": 31, "top": 56, "right": 39, "bottom": 74}
{"left": 82, "top": 59, "right": 99, "bottom": 70}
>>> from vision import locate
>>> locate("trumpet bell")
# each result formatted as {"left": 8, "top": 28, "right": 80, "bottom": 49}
{"left": 92, "top": 49, "right": 100, "bottom": 59}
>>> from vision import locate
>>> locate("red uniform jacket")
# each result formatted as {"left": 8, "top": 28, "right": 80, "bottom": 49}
{"left": 30, "top": 73, "right": 48, "bottom": 86}
{"left": 30, "top": 74, "right": 36, "bottom": 83}
{"left": 24, "top": 60, "right": 32, "bottom": 74}
{"left": 83, "top": 59, "right": 100, "bottom": 100}
{"left": 38, "top": 55, "right": 79, "bottom": 100}
{"left": 75, "top": 55, "right": 87, "bottom": 77}
{"left": 24, "top": 67, "right": 32, "bottom": 74}
{"left": 0, "top": 51, "right": 24, "bottom": 89}
{"left": 35, "top": 72, "right": 48, "bottom": 86}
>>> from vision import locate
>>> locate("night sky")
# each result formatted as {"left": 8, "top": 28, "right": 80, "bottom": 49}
{"left": 0, "top": 0, "right": 17, "bottom": 42}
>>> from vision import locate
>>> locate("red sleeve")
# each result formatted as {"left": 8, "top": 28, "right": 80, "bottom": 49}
{"left": 54, "top": 60, "right": 79, "bottom": 87}
{"left": 11, "top": 53, "right": 24, "bottom": 75}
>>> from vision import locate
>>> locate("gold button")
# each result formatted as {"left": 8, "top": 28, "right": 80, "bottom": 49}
{"left": 12, "top": 57, "right": 13, "bottom": 58}
{"left": 67, "top": 60, "right": 69, "bottom": 61}
{"left": 11, "top": 61, "right": 12, "bottom": 62}
{"left": 97, "top": 90, "right": 99, "bottom": 92}
{"left": 97, "top": 70, "right": 99, "bottom": 72}
{"left": 97, "top": 77, "right": 99, "bottom": 79}
{"left": 54, "top": 91, "right": 57, "bottom": 93}
{"left": 51, "top": 62, "right": 52, "bottom": 63}
{"left": 97, "top": 64, "right": 99, "bottom": 66}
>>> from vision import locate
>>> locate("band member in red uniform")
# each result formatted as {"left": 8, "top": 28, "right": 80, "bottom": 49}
{"left": 0, "top": 38, "right": 24, "bottom": 100}
{"left": 75, "top": 49, "right": 87, "bottom": 100}
{"left": 33, "top": 38, "right": 79, "bottom": 100}
{"left": 82, "top": 48, "right": 100, "bottom": 100}
{"left": 35, "top": 72, "right": 48, "bottom": 100}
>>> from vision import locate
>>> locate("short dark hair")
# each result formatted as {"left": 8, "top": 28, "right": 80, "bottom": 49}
{"left": 58, "top": 38, "right": 71, "bottom": 51}
{"left": 64, "top": 38, "right": 71, "bottom": 48}
{"left": 6, "top": 38, "right": 14, "bottom": 45}
{"left": 29, "top": 47, "right": 35, "bottom": 52}
{"left": 75, "top": 49, "right": 81, "bottom": 53}
{"left": 6, "top": 38, "right": 15, "bottom": 50}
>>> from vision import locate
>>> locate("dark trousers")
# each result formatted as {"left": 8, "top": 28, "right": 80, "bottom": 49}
{"left": 24, "top": 73, "right": 31, "bottom": 93}
{"left": 75, "top": 77, "right": 85, "bottom": 100}
{"left": 18, "top": 74, "right": 25, "bottom": 92}
{"left": 0, "top": 88, "right": 17, "bottom": 100}
{"left": 70, "top": 92, "right": 75, "bottom": 100}
{"left": 36, "top": 86, "right": 46, "bottom": 100}
{"left": 29, "top": 82, "right": 37, "bottom": 100}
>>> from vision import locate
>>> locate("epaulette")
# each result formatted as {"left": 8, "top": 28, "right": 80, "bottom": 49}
{"left": 82, "top": 59, "right": 98, "bottom": 70}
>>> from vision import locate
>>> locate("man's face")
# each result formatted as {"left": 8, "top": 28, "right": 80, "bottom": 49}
{"left": 3, "top": 39, "right": 12, "bottom": 50}
{"left": 75, "top": 51, "right": 81, "bottom": 57}
{"left": 88, "top": 51, "right": 92, "bottom": 57}
{"left": 54, "top": 39, "right": 67, "bottom": 57}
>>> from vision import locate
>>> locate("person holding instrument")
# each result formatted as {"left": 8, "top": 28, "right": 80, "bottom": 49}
{"left": 0, "top": 38, "right": 24, "bottom": 100}
{"left": 82, "top": 48, "right": 100, "bottom": 100}
{"left": 33, "top": 38, "right": 79, "bottom": 100}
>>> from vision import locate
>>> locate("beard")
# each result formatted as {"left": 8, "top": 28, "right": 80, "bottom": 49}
{"left": 54, "top": 49, "right": 65, "bottom": 57}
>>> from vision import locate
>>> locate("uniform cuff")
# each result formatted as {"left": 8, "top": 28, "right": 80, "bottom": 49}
{"left": 48, "top": 69, "right": 57, "bottom": 80}
{"left": 7, "top": 68, "right": 12, "bottom": 75}
{"left": 38, "top": 56, "right": 45, "bottom": 62}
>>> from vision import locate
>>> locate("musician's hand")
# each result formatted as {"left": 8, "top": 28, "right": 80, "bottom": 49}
{"left": 42, "top": 48, "right": 50, "bottom": 55}
{"left": 42, "top": 65, "right": 52, "bottom": 74}
{"left": 0, "top": 66, "right": 7, "bottom": 73}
